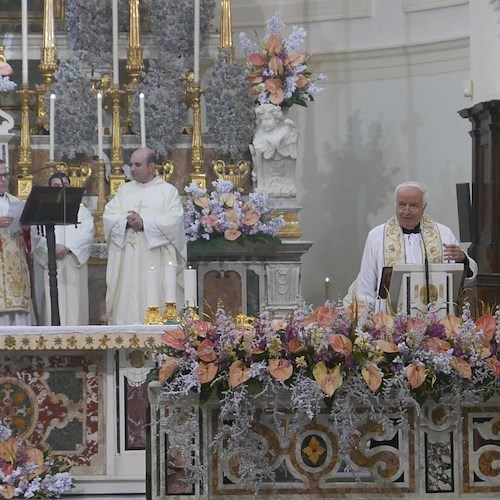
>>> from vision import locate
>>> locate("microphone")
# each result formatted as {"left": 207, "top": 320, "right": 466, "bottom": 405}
{"left": 17, "top": 163, "right": 60, "bottom": 179}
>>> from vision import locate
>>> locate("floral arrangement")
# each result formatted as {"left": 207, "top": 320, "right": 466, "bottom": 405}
{"left": 0, "top": 58, "right": 16, "bottom": 94}
{"left": 184, "top": 179, "right": 284, "bottom": 253}
{"left": 239, "top": 11, "right": 327, "bottom": 109}
{"left": 152, "top": 301, "right": 500, "bottom": 487}
{"left": 131, "top": 58, "right": 188, "bottom": 160}
{"left": 0, "top": 421, "right": 73, "bottom": 499}
{"left": 46, "top": 57, "right": 96, "bottom": 160}
{"left": 66, "top": 0, "right": 112, "bottom": 68}
{"left": 204, "top": 48, "right": 256, "bottom": 162}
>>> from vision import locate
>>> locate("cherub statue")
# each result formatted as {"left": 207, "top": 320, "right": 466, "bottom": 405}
{"left": 250, "top": 104, "right": 299, "bottom": 198}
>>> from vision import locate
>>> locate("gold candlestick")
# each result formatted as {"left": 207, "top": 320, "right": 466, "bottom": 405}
{"left": 144, "top": 306, "right": 163, "bottom": 325}
{"left": 108, "top": 86, "right": 126, "bottom": 196}
{"left": 185, "top": 73, "right": 206, "bottom": 189}
{"left": 36, "top": 0, "right": 58, "bottom": 133}
{"left": 125, "top": 0, "right": 144, "bottom": 133}
{"left": 94, "top": 160, "right": 106, "bottom": 243}
{"left": 16, "top": 85, "right": 35, "bottom": 200}
{"left": 220, "top": 0, "right": 234, "bottom": 61}
{"left": 162, "top": 302, "right": 180, "bottom": 324}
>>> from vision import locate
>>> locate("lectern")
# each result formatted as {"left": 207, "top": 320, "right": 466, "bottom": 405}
{"left": 20, "top": 186, "right": 84, "bottom": 326}
{"left": 379, "top": 263, "right": 465, "bottom": 318}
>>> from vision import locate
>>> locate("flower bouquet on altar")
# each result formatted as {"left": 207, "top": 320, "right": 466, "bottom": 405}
{"left": 184, "top": 179, "right": 284, "bottom": 256}
{"left": 0, "top": 421, "right": 73, "bottom": 499}
{"left": 239, "top": 11, "right": 327, "bottom": 109}
{"left": 151, "top": 300, "right": 500, "bottom": 488}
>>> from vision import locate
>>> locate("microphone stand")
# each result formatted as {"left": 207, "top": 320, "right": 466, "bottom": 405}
{"left": 421, "top": 234, "right": 431, "bottom": 306}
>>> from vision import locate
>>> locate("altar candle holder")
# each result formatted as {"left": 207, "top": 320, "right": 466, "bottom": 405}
{"left": 162, "top": 302, "right": 180, "bottom": 324}
{"left": 144, "top": 306, "right": 163, "bottom": 325}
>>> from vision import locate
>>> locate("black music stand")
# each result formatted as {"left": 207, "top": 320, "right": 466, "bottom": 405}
{"left": 20, "top": 186, "right": 85, "bottom": 326}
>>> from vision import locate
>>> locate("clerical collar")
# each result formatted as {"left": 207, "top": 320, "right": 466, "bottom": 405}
{"left": 402, "top": 224, "right": 421, "bottom": 234}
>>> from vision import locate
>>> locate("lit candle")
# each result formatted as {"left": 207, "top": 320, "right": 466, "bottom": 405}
{"left": 147, "top": 266, "right": 159, "bottom": 307}
{"left": 49, "top": 93, "right": 56, "bottom": 162}
{"left": 194, "top": 0, "right": 200, "bottom": 82}
{"left": 139, "top": 93, "right": 146, "bottom": 147}
{"left": 112, "top": 0, "right": 119, "bottom": 85}
{"left": 184, "top": 266, "right": 197, "bottom": 307}
{"left": 21, "top": 0, "right": 28, "bottom": 84}
{"left": 164, "top": 262, "right": 177, "bottom": 303}
{"left": 325, "top": 277, "right": 332, "bottom": 303}
{"left": 97, "top": 93, "right": 103, "bottom": 160}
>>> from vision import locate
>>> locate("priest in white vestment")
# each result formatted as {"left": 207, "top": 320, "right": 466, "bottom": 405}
{"left": 33, "top": 173, "right": 95, "bottom": 326}
{"left": 103, "top": 147, "right": 187, "bottom": 325}
{"left": 352, "top": 181, "right": 477, "bottom": 310}
{"left": 0, "top": 161, "right": 33, "bottom": 326}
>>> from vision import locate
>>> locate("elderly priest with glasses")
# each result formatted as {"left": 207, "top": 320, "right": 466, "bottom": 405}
{"left": 350, "top": 181, "right": 478, "bottom": 311}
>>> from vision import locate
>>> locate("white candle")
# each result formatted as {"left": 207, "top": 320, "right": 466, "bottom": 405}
{"left": 97, "top": 93, "right": 103, "bottom": 160}
{"left": 164, "top": 262, "right": 177, "bottom": 303}
{"left": 325, "top": 277, "right": 332, "bottom": 302}
{"left": 184, "top": 267, "right": 197, "bottom": 307}
{"left": 147, "top": 266, "right": 159, "bottom": 307}
{"left": 112, "top": 0, "right": 119, "bottom": 85}
{"left": 49, "top": 93, "right": 56, "bottom": 162}
{"left": 21, "top": 0, "right": 28, "bottom": 84}
{"left": 139, "top": 93, "right": 146, "bottom": 147}
{"left": 194, "top": 0, "right": 200, "bottom": 82}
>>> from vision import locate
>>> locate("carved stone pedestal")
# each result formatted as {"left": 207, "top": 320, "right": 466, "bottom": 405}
{"left": 187, "top": 239, "right": 313, "bottom": 319}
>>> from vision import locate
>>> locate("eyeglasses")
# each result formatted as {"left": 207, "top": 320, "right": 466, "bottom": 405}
{"left": 0, "top": 173, "right": 10, "bottom": 179}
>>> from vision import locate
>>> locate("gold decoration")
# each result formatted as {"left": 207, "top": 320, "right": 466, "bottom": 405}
{"left": 109, "top": 87, "right": 126, "bottom": 196}
{"left": 16, "top": 85, "right": 35, "bottom": 200}
{"left": 155, "top": 161, "right": 174, "bottom": 182}
{"left": 162, "top": 302, "right": 180, "bottom": 324}
{"left": 125, "top": 0, "right": 144, "bottom": 132}
{"left": 213, "top": 159, "right": 249, "bottom": 192}
{"left": 144, "top": 306, "right": 163, "bottom": 325}
{"left": 54, "top": 161, "right": 92, "bottom": 189}
{"left": 185, "top": 73, "right": 206, "bottom": 189}
{"left": 235, "top": 313, "right": 255, "bottom": 330}
{"left": 36, "top": 0, "right": 58, "bottom": 133}
{"left": 128, "top": 349, "right": 146, "bottom": 368}
{"left": 94, "top": 160, "right": 106, "bottom": 243}
{"left": 275, "top": 209, "right": 303, "bottom": 239}
{"left": 219, "top": 0, "right": 234, "bottom": 61}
